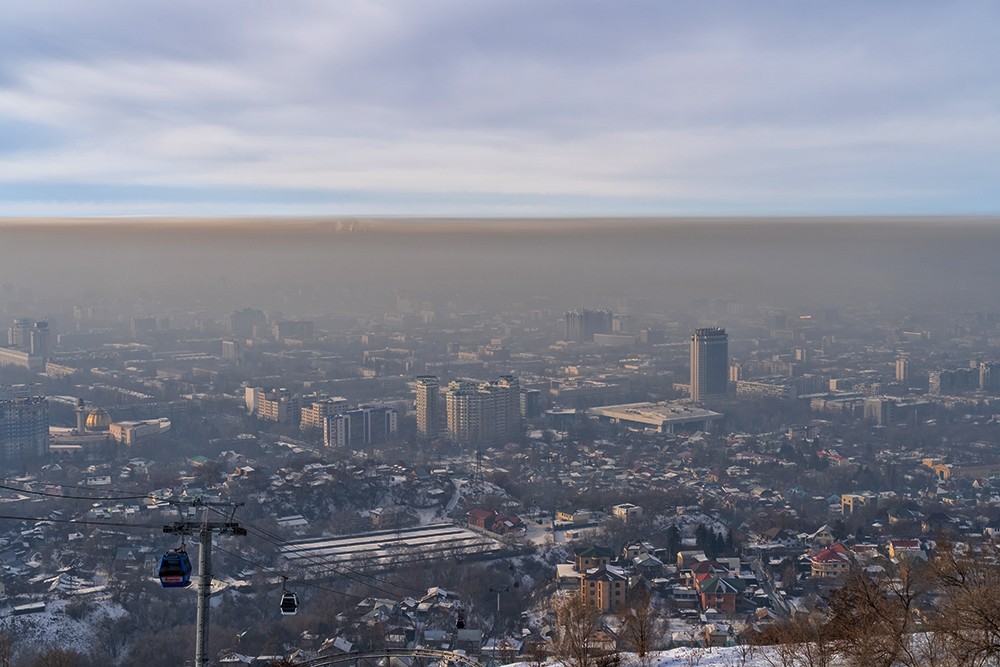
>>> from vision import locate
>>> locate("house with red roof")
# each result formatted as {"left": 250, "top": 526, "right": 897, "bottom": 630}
{"left": 810, "top": 542, "right": 852, "bottom": 578}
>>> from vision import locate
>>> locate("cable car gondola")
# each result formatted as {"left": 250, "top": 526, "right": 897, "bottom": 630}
{"left": 280, "top": 578, "right": 298, "bottom": 615}
{"left": 280, "top": 591, "right": 299, "bottom": 615}
{"left": 157, "top": 548, "right": 193, "bottom": 588}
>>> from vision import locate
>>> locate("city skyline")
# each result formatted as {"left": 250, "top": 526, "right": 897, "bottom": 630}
{"left": 0, "top": 1, "right": 998, "bottom": 217}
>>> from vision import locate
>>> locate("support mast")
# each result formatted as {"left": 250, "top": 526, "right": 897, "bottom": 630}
{"left": 163, "top": 500, "right": 246, "bottom": 667}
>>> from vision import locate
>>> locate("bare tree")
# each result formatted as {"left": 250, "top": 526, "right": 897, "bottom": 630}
{"left": 901, "top": 631, "right": 959, "bottom": 667}
{"left": 618, "top": 589, "right": 659, "bottom": 665}
{"left": 0, "top": 629, "right": 14, "bottom": 667}
{"left": 751, "top": 614, "right": 834, "bottom": 667}
{"left": 28, "top": 649, "right": 92, "bottom": 667}
{"left": 554, "top": 593, "right": 600, "bottom": 667}
{"left": 93, "top": 615, "right": 132, "bottom": 662}
{"left": 825, "top": 564, "right": 924, "bottom": 667}
{"left": 928, "top": 542, "right": 1000, "bottom": 666}
{"left": 724, "top": 640, "right": 756, "bottom": 667}
{"left": 529, "top": 641, "right": 550, "bottom": 667}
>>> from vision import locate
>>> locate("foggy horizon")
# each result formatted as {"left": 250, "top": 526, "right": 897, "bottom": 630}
{"left": 3, "top": 216, "right": 1000, "bottom": 317}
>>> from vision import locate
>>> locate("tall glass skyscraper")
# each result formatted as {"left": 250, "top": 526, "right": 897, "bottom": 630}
{"left": 690, "top": 328, "right": 729, "bottom": 402}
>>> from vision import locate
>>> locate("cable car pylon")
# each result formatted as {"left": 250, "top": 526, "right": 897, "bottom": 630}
{"left": 162, "top": 499, "right": 247, "bottom": 667}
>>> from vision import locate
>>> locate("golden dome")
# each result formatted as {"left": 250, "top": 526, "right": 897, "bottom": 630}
{"left": 86, "top": 408, "right": 112, "bottom": 431}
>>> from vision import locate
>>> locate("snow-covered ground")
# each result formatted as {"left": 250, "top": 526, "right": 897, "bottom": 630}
{"left": 0, "top": 598, "right": 128, "bottom": 655}
{"left": 506, "top": 646, "right": 780, "bottom": 667}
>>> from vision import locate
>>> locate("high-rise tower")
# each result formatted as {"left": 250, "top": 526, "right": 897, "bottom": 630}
{"left": 444, "top": 375, "right": 521, "bottom": 446}
{"left": 564, "top": 309, "right": 613, "bottom": 342}
{"left": 690, "top": 328, "right": 729, "bottom": 402}
{"left": 415, "top": 375, "right": 439, "bottom": 438}
{"left": 0, "top": 395, "right": 49, "bottom": 461}
{"left": 896, "top": 353, "right": 910, "bottom": 383}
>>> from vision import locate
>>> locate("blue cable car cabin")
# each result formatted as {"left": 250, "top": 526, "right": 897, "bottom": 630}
{"left": 158, "top": 549, "right": 193, "bottom": 588}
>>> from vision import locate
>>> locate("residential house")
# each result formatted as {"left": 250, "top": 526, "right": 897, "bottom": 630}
{"left": 806, "top": 524, "right": 835, "bottom": 546}
{"left": 623, "top": 540, "right": 655, "bottom": 561}
{"left": 677, "top": 549, "right": 708, "bottom": 569}
{"left": 611, "top": 503, "right": 643, "bottom": 524}
{"left": 810, "top": 543, "right": 852, "bottom": 578}
{"left": 453, "top": 628, "right": 483, "bottom": 654}
{"left": 466, "top": 508, "right": 525, "bottom": 537}
{"left": 694, "top": 575, "right": 746, "bottom": 614}
{"left": 842, "top": 492, "right": 876, "bottom": 515}
{"left": 632, "top": 553, "right": 664, "bottom": 576}
{"left": 580, "top": 564, "right": 628, "bottom": 612}
{"left": 704, "top": 623, "right": 733, "bottom": 647}
{"left": 556, "top": 563, "right": 583, "bottom": 590}
{"left": 888, "top": 539, "right": 923, "bottom": 560}
{"left": 573, "top": 545, "right": 614, "bottom": 572}
{"left": 886, "top": 507, "right": 921, "bottom": 525}
{"left": 467, "top": 508, "right": 496, "bottom": 531}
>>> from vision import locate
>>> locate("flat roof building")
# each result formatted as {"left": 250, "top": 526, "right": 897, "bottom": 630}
{"left": 589, "top": 401, "right": 723, "bottom": 434}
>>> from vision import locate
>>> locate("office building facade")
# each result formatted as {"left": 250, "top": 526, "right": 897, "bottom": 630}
{"left": 690, "top": 328, "right": 729, "bottom": 402}
{"left": 229, "top": 308, "right": 266, "bottom": 338}
{"left": 323, "top": 405, "right": 398, "bottom": 448}
{"left": 246, "top": 387, "right": 301, "bottom": 424}
{"left": 300, "top": 397, "right": 349, "bottom": 431}
{"left": 564, "top": 309, "right": 613, "bottom": 342}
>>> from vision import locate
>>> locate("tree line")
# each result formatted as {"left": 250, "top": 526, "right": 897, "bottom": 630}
{"left": 751, "top": 541, "right": 1000, "bottom": 667}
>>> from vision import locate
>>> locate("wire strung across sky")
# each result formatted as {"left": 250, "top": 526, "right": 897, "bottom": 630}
{"left": 212, "top": 543, "right": 377, "bottom": 604}
{"left": 205, "top": 504, "right": 425, "bottom": 598}
{"left": 0, "top": 512, "right": 162, "bottom": 530}
{"left": 0, "top": 511, "right": 417, "bottom": 609}
{"left": 0, "top": 482, "right": 154, "bottom": 502}
{"left": 0, "top": 477, "right": 429, "bottom": 600}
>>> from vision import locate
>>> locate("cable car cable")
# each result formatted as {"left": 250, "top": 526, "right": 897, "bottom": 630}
{"left": 0, "top": 512, "right": 162, "bottom": 529}
{"left": 238, "top": 523, "right": 412, "bottom": 598}
{"left": 204, "top": 506, "right": 425, "bottom": 596}
{"left": 0, "top": 482, "right": 154, "bottom": 502}
{"left": 212, "top": 543, "right": 378, "bottom": 603}
{"left": 206, "top": 507, "right": 423, "bottom": 597}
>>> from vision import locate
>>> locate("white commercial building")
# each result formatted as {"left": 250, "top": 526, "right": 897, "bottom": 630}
{"left": 589, "top": 401, "right": 723, "bottom": 434}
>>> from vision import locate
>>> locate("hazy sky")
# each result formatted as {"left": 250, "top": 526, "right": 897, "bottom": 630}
{"left": 1, "top": 1, "right": 998, "bottom": 217}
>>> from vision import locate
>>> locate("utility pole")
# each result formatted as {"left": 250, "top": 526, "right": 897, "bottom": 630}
{"left": 163, "top": 501, "right": 246, "bottom": 667}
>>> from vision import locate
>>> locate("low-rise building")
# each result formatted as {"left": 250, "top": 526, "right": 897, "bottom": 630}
{"left": 108, "top": 418, "right": 171, "bottom": 446}
{"left": 573, "top": 545, "right": 614, "bottom": 572}
{"left": 611, "top": 502, "right": 643, "bottom": 524}
{"left": 580, "top": 564, "right": 628, "bottom": 612}
{"left": 810, "top": 543, "right": 852, "bottom": 578}
{"left": 589, "top": 401, "right": 723, "bottom": 434}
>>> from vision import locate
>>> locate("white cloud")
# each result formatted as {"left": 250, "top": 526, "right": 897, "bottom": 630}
{"left": 0, "top": 1, "right": 998, "bottom": 215}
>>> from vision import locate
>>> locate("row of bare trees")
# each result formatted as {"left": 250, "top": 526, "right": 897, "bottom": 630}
{"left": 752, "top": 542, "right": 1000, "bottom": 667}
{"left": 554, "top": 589, "right": 664, "bottom": 667}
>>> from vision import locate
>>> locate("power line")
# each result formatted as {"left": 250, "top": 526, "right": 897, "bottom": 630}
{"left": 212, "top": 543, "right": 374, "bottom": 604}
{"left": 2, "top": 478, "right": 426, "bottom": 598}
{"left": 207, "top": 505, "right": 424, "bottom": 597}
{"left": 0, "top": 482, "right": 152, "bottom": 502}
{"left": 0, "top": 512, "right": 161, "bottom": 530}
{"left": 227, "top": 509, "right": 425, "bottom": 595}
{"left": 3, "top": 477, "right": 150, "bottom": 494}
{"left": 242, "top": 522, "right": 415, "bottom": 599}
